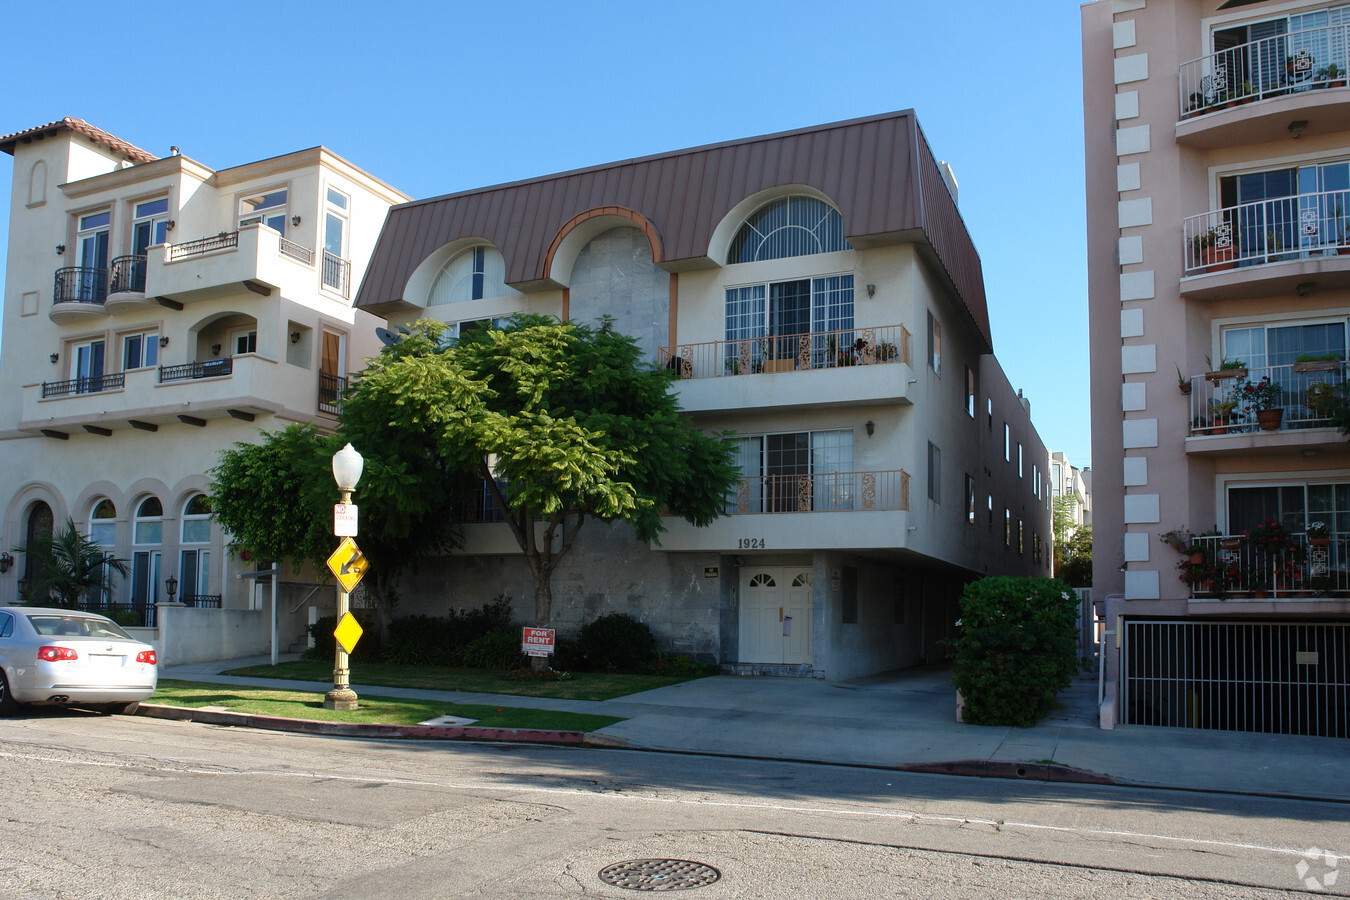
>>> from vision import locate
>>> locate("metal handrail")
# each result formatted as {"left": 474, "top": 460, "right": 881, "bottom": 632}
{"left": 279, "top": 238, "right": 314, "bottom": 265}
{"left": 318, "top": 372, "right": 347, "bottom": 416}
{"left": 321, "top": 251, "right": 351, "bottom": 298}
{"left": 53, "top": 266, "right": 108, "bottom": 305}
{"left": 1183, "top": 187, "right": 1350, "bottom": 275}
{"left": 167, "top": 231, "right": 238, "bottom": 261}
{"left": 159, "top": 357, "right": 234, "bottom": 383}
{"left": 109, "top": 255, "right": 147, "bottom": 294}
{"left": 658, "top": 324, "right": 911, "bottom": 380}
{"left": 729, "top": 469, "right": 910, "bottom": 514}
{"left": 1186, "top": 361, "right": 1346, "bottom": 435}
{"left": 1186, "top": 532, "right": 1349, "bottom": 598}
{"left": 1179, "top": 22, "right": 1350, "bottom": 118}
{"left": 42, "top": 372, "right": 125, "bottom": 398}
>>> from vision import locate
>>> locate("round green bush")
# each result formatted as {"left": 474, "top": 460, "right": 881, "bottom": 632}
{"left": 574, "top": 612, "right": 657, "bottom": 673}
{"left": 459, "top": 628, "right": 528, "bottom": 670}
{"left": 949, "top": 576, "right": 1081, "bottom": 727}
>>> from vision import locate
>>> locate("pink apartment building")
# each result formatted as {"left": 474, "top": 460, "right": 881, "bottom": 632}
{"left": 1084, "top": 0, "right": 1350, "bottom": 736}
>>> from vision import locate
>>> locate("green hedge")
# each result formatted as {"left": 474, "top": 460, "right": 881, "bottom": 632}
{"left": 949, "top": 576, "right": 1081, "bottom": 727}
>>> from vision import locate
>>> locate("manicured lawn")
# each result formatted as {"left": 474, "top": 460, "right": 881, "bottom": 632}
{"left": 221, "top": 660, "right": 705, "bottom": 701}
{"left": 150, "top": 679, "right": 623, "bottom": 732}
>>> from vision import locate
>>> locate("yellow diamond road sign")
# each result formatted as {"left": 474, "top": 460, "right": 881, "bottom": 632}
{"left": 333, "top": 611, "right": 364, "bottom": 655}
{"left": 326, "top": 536, "right": 369, "bottom": 593}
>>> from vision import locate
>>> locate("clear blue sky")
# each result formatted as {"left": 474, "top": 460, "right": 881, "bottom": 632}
{"left": 0, "top": 1, "right": 1090, "bottom": 469}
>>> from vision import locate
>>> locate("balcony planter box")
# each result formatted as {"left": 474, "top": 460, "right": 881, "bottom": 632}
{"left": 1206, "top": 367, "right": 1247, "bottom": 383}
{"left": 1200, "top": 244, "right": 1236, "bottom": 272}
{"left": 1220, "top": 538, "right": 1242, "bottom": 550}
{"left": 1293, "top": 360, "right": 1341, "bottom": 373}
{"left": 1309, "top": 537, "right": 1331, "bottom": 547}
{"left": 1256, "top": 408, "right": 1285, "bottom": 431}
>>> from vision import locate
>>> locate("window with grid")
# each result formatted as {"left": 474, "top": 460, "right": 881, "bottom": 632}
{"left": 727, "top": 195, "right": 850, "bottom": 263}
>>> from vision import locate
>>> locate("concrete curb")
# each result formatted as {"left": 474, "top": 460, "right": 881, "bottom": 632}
{"left": 137, "top": 703, "right": 593, "bottom": 746}
{"left": 898, "top": 758, "right": 1117, "bottom": 785}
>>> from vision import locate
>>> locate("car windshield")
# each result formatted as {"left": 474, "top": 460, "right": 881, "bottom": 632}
{"left": 27, "top": 615, "right": 133, "bottom": 640}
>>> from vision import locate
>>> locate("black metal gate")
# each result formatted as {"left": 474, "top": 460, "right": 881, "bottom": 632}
{"left": 1122, "top": 619, "right": 1349, "bottom": 737}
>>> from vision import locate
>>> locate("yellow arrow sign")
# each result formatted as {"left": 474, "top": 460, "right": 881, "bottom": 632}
{"left": 326, "top": 536, "right": 369, "bottom": 593}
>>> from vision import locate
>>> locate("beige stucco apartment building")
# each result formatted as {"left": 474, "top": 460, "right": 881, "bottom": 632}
{"left": 357, "top": 110, "right": 1053, "bottom": 680}
{"left": 0, "top": 118, "right": 406, "bottom": 660}
{"left": 1084, "top": 1, "right": 1350, "bottom": 736}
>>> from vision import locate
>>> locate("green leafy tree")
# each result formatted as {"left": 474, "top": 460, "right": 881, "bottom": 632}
{"left": 1059, "top": 525, "right": 1093, "bottom": 587}
{"left": 396, "top": 315, "right": 740, "bottom": 640}
{"left": 14, "top": 518, "right": 128, "bottom": 607}
{"left": 1052, "top": 495, "right": 1077, "bottom": 545}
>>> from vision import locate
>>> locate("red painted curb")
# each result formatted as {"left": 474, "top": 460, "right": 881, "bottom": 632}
{"left": 137, "top": 704, "right": 589, "bottom": 746}
{"left": 899, "top": 758, "right": 1116, "bottom": 785}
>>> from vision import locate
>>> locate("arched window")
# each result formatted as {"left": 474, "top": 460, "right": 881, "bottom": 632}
{"left": 727, "top": 196, "right": 850, "bottom": 264}
{"left": 88, "top": 500, "right": 117, "bottom": 605}
{"left": 179, "top": 494, "right": 212, "bottom": 603}
{"left": 131, "top": 497, "right": 162, "bottom": 606}
{"left": 428, "top": 246, "right": 516, "bottom": 305}
{"left": 21, "top": 502, "right": 53, "bottom": 603}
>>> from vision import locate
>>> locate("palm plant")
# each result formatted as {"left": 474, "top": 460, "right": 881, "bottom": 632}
{"left": 14, "top": 517, "right": 128, "bottom": 608}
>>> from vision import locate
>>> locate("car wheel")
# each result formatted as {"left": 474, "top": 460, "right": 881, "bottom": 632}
{"left": 0, "top": 670, "right": 20, "bottom": 717}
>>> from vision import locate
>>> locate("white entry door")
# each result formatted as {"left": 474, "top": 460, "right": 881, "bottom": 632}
{"left": 740, "top": 566, "right": 813, "bottom": 664}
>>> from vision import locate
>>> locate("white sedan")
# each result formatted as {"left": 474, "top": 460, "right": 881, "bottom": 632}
{"left": 0, "top": 606, "right": 158, "bottom": 715}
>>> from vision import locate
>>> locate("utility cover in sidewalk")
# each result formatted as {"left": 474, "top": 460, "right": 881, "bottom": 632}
{"left": 598, "top": 859, "right": 721, "bottom": 891}
{"left": 333, "top": 611, "right": 364, "bottom": 655}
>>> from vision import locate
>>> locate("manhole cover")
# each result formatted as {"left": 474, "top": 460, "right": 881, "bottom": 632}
{"left": 597, "top": 859, "right": 721, "bottom": 891}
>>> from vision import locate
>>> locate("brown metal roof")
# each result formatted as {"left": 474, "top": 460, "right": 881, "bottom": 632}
{"left": 356, "top": 110, "right": 992, "bottom": 351}
{"left": 0, "top": 117, "right": 157, "bottom": 163}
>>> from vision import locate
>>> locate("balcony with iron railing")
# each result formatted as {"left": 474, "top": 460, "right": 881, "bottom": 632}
{"left": 41, "top": 372, "right": 125, "bottom": 399}
{"left": 1185, "top": 361, "right": 1346, "bottom": 451}
{"left": 1182, "top": 531, "right": 1350, "bottom": 602}
{"left": 659, "top": 324, "right": 914, "bottom": 413}
{"left": 49, "top": 266, "right": 109, "bottom": 324}
{"left": 150, "top": 224, "right": 331, "bottom": 304}
{"left": 1177, "top": 24, "right": 1350, "bottom": 146}
{"left": 322, "top": 251, "right": 351, "bottom": 299}
{"left": 1181, "top": 188, "right": 1350, "bottom": 298}
{"left": 318, "top": 372, "right": 347, "bottom": 416}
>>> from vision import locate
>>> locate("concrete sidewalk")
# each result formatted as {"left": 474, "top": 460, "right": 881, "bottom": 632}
{"left": 161, "top": 656, "right": 1350, "bottom": 803}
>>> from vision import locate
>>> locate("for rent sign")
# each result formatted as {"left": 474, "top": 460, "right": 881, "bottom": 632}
{"left": 522, "top": 627, "right": 556, "bottom": 657}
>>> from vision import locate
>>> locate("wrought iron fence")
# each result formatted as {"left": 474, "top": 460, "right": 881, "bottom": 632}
{"left": 71, "top": 599, "right": 158, "bottom": 628}
{"left": 1183, "top": 187, "right": 1350, "bottom": 275}
{"left": 1183, "top": 531, "right": 1350, "bottom": 598}
{"left": 109, "top": 255, "right": 147, "bottom": 294}
{"left": 279, "top": 238, "right": 314, "bottom": 265}
{"left": 183, "top": 594, "right": 222, "bottom": 608}
{"left": 1123, "top": 619, "right": 1349, "bottom": 737}
{"left": 658, "top": 324, "right": 911, "bottom": 380}
{"left": 160, "top": 357, "right": 233, "bottom": 383}
{"left": 167, "top": 231, "right": 238, "bottom": 261}
{"left": 1186, "top": 361, "right": 1346, "bottom": 435}
{"left": 730, "top": 469, "right": 909, "bottom": 514}
{"left": 318, "top": 372, "right": 347, "bottom": 416}
{"left": 1180, "top": 22, "right": 1350, "bottom": 119}
{"left": 53, "top": 266, "right": 108, "bottom": 305}
{"left": 322, "top": 251, "right": 350, "bottom": 298}
{"left": 42, "top": 372, "right": 125, "bottom": 398}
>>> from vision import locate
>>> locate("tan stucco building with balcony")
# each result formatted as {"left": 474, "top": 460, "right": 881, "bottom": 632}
{"left": 0, "top": 118, "right": 406, "bottom": 660}
{"left": 358, "top": 110, "right": 1053, "bottom": 680}
{"left": 1084, "top": 1, "right": 1350, "bottom": 736}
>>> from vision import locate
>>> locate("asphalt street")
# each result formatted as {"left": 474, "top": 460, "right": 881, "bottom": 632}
{"left": 1, "top": 710, "right": 1345, "bottom": 898}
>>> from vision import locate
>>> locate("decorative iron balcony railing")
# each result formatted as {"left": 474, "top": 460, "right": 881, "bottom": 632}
{"left": 279, "top": 238, "right": 313, "bottom": 265}
{"left": 321, "top": 251, "right": 351, "bottom": 298}
{"left": 167, "top": 231, "right": 239, "bottom": 261}
{"left": 659, "top": 324, "right": 911, "bottom": 380}
{"left": 1179, "top": 22, "right": 1350, "bottom": 118}
{"left": 41, "top": 372, "right": 125, "bottom": 398}
{"left": 109, "top": 255, "right": 147, "bottom": 294}
{"left": 1183, "top": 187, "right": 1350, "bottom": 276}
{"left": 1185, "top": 532, "right": 1350, "bottom": 598}
{"left": 53, "top": 266, "right": 108, "bottom": 305}
{"left": 318, "top": 372, "right": 348, "bottom": 416}
{"left": 1186, "top": 360, "right": 1346, "bottom": 436}
{"left": 729, "top": 469, "right": 910, "bottom": 515}
{"left": 159, "top": 357, "right": 234, "bottom": 383}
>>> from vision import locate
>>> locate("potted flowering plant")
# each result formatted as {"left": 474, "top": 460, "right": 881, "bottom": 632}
{"left": 1237, "top": 375, "right": 1284, "bottom": 430}
{"left": 1307, "top": 521, "right": 1331, "bottom": 546}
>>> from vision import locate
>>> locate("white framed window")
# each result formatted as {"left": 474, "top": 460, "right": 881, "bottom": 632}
{"left": 927, "top": 442, "right": 941, "bottom": 503}
{"left": 179, "top": 494, "right": 212, "bottom": 602}
{"left": 727, "top": 196, "right": 850, "bottom": 263}
{"left": 723, "top": 275, "right": 854, "bottom": 369}
{"left": 132, "top": 197, "right": 170, "bottom": 255}
{"left": 122, "top": 330, "right": 158, "bottom": 370}
{"left": 966, "top": 475, "right": 976, "bottom": 525}
{"left": 965, "top": 366, "right": 976, "bottom": 416}
{"left": 322, "top": 187, "right": 349, "bottom": 293}
{"left": 428, "top": 246, "right": 516, "bottom": 305}
{"left": 131, "top": 497, "right": 163, "bottom": 605}
{"left": 927, "top": 309, "right": 941, "bottom": 374}
{"left": 239, "top": 188, "right": 287, "bottom": 234}
{"left": 230, "top": 329, "right": 258, "bottom": 355}
{"left": 89, "top": 499, "right": 117, "bottom": 605}
{"left": 72, "top": 339, "right": 106, "bottom": 394}
{"left": 732, "top": 428, "right": 854, "bottom": 512}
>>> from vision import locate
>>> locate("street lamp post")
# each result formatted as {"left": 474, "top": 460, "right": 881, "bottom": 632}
{"left": 324, "top": 442, "right": 364, "bottom": 711}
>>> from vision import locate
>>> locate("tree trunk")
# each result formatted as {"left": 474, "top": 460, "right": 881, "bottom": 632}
{"left": 531, "top": 562, "right": 552, "bottom": 671}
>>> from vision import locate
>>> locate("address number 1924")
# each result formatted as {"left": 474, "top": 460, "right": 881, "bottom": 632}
{"left": 737, "top": 538, "right": 766, "bottom": 550}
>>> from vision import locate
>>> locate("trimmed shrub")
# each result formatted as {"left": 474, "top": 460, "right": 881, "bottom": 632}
{"left": 304, "top": 610, "right": 382, "bottom": 663}
{"left": 573, "top": 613, "right": 657, "bottom": 673}
{"left": 460, "top": 628, "right": 528, "bottom": 670}
{"left": 378, "top": 597, "right": 516, "bottom": 666}
{"left": 949, "top": 576, "right": 1081, "bottom": 727}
